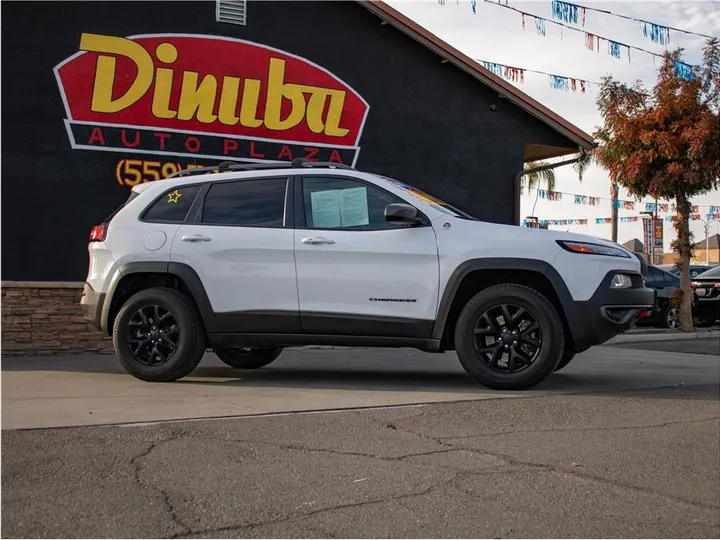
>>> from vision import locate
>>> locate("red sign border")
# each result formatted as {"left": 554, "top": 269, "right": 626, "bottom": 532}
{"left": 53, "top": 33, "right": 371, "bottom": 166}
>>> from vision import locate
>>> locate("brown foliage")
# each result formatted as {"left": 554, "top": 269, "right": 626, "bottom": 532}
{"left": 593, "top": 39, "right": 720, "bottom": 331}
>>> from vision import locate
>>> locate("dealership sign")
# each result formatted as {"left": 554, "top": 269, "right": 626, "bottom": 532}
{"left": 54, "top": 33, "right": 370, "bottom": 166}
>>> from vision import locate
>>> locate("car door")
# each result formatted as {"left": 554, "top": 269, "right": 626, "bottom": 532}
{"left": 171, "top": 175, "right": 300, "bottom": 334}
{"left": 293, "top": 174, "right": 440, "bottom": 338}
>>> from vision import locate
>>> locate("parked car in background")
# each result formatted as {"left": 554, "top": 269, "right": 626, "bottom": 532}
{"left": 636, "top": 265, "right": 682, "bottom": 328}
{"left": 692, "top": 265, "right": 720, "bottom": 326}
{"left": 656, "top": 263, "right": 715, "bottom": 278}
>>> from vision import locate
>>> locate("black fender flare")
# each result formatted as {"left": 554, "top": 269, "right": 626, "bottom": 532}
{"left": 101, "top": 261, "right": 219, "bottom": 334}
{"left": 430, "top": 257, "right": 581, "bottom": 342}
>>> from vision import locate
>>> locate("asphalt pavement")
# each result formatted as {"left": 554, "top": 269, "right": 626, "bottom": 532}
{"left": 2, "top": 343, "right": 719, "bottom": 538}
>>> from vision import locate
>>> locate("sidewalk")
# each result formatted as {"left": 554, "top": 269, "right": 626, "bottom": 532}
{"left": 607, "top": 326, "right": 719, "bottom": 344}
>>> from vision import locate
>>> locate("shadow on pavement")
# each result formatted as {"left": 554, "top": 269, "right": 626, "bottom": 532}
{"left": 2, "top": 347, "right": 718, "bottom": 399}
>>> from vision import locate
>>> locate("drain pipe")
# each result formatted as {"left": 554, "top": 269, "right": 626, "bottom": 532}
{"left": 513, "top": 151, "right": 587, "bottom": 226}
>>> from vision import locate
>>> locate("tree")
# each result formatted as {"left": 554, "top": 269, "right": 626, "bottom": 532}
{"left": 523, "top": 160, "right": 556, "bottom": 193}
{"left": 593, "top": 38, "right": 720, "bottom": 331}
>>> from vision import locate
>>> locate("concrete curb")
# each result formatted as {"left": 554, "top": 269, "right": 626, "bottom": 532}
{"left": 606, "top": 330, "right": 720, "bottom": 344}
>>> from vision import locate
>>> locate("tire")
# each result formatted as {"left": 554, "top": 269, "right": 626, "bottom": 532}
{"left": 454, "top": 284, "right": 565, "bottom": 391}
{"left": 553, "top": 349, "right": 576, "bottom": 372}
{"left": 112, "top": 287, "right": 206, "bottom": 382}
{"left": 660, "top": 304, "right": 680, "bottom": 329}
{"left": 214, "top": 346, "right": 283, "bottom": 369}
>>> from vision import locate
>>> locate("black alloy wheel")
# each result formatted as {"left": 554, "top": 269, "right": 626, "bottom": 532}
{"left": 126, "top": 304, "right": 179, "bottom": 366}
{"left": 454, "top": 283, "right": 566, "bottom": 390}
{"left": 213, "top": 346, "right": 283, "bottom": 369}
{"left": 473, "top": 304, "right": 542, "bottom": 373}
{"left": 113, "top": 287, "right": 206, "bottom": 382}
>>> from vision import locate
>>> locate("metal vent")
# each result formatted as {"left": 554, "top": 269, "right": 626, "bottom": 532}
{"left": 216, "top": 0, "right": 247, "bottom": 26}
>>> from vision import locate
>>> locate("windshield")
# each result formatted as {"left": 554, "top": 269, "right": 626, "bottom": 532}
{"left": 377, "top": 176, "right": 479, "bottom": 220}
{"left": 696, "top": 265, "right": 720, "bottom": 278}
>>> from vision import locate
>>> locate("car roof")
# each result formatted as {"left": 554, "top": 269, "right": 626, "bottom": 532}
{"left": 130, "top": 160, "right": 368, "bottom": 194}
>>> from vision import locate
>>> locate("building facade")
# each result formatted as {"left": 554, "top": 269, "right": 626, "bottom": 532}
{"left": 1, "top": 0, "right": 594, "bottom": 354}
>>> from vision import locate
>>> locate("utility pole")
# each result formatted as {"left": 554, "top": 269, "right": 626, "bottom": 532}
{"left": 653, "top": 198, "right": 658, "bottom": 265}
{"left": 610, "top": 181, "right": 619, "bottom": 243}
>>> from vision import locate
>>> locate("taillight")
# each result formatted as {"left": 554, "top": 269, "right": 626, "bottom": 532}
{"left": 714, "top": 283, "right": 720, "bottom": 289}
{"left": 691, "top": 282, "right": 698, "bottom": 290}
{"left": 89, "top": 224, "right": 107, "bottom": 242}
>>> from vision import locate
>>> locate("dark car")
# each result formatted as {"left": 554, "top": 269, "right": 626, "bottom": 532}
{"left": 656, "top": 263, "right": 714, "bottom": 278}
{"left": 692, "top": 265, "right": 720, "bottom": 326}
{"left": 637, "top": 265, "right": 682, "bottom": 328}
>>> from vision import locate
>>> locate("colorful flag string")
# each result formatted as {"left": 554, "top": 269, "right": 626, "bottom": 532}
{"left": 523, "top": 213, "right": 720, "bottom": 228}
{"left": 562, "top": 1, "right": 715, "bottom": 41}
{"left": 523, "top": 186, "right": 718, "bottom": 213}
{"left": 478, "top": 0, "right": 699, "bottom": 66}
{"left": 476, "top": 58, "right": 596, "bottom": 93}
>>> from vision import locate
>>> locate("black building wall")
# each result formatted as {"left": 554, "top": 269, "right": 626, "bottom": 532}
{"left": 1, "top": 0, "right": 573, "bottom": 281}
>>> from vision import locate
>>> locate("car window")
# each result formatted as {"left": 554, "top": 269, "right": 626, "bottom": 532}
{"left": 301, "top": 176, "right": 409, "bottom": 230}
{"left": 696, "top": 265, "right": 720, "bottom": 278}
{"left": 648, "top": 267, "right": 666, "bottom": 283}
{"left": 376, "top": 175, "right": 478, "bottom": 221}
{"left": 143, "top": 185, "right": 201, "bottom": 223}
{"left": 201, "top": 178, "right": 287, "bottom": 227}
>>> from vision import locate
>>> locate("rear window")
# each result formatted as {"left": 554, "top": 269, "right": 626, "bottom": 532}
{"left": 697, "top": 265, "right": 720, "bottom": 278}
{"left": 142, "top": 185, "right": 202, "bottom": 223}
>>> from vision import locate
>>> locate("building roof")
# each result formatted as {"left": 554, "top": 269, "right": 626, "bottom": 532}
{"left": 622, "top": 238, "right": 644, "bottom": 252}
{"left": 357, "top": 1, "right": 596, "bottom": 162}
{"left": 693, "top": 233, "right": 720, "bottom": 249}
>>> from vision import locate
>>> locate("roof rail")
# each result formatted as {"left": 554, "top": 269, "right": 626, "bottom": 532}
{"left": 166, "top": 158, "right": 354, "bottom": 179}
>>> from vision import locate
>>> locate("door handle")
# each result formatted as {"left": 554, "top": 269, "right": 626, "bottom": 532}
{"left": 301, "top": 236, "right": 335, "bottom": 245}
{"left": 181, "top": 234, "right": 212, "bottom": 243}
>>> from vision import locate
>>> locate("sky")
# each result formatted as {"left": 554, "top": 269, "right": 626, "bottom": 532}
{"left": 386, "top": 0, "right": 720, "bottom": 251}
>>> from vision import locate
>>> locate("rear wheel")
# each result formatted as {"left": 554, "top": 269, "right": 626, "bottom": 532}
{"left": 454, "top": 284, "right": 565, "bottom": 390}
{"left": 213, "top": 346, "right": 283, "bottom": 369}
{"left": 660, "top": 304, "right": 679, "bottom": 329}
{"left": 112, "top": 288, "right": 206, "bottom": 382}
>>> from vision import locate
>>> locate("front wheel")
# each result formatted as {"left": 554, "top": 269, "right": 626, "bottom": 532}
{"left": 454, "top": 284, "right": 565, "bottom": 390}
{"left": 213, "top": 346, "right": 282, "bottom": 369}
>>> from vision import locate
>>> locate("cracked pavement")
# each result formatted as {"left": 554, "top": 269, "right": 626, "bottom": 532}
{"left": 3, "top": 380, "right": 719, "bottom": 538}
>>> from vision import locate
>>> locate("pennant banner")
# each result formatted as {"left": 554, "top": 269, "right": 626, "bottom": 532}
{"left": 524, "top": 212, "right": 720, "bottom": 228}
{"left": 551, "top": 0, "right": 583, "bottom": 25}
{"left": 674, "top": 60, "right": 694, "bottom": 81}
{"left": 642, "top": 22, "right": 669, "bottom": 45}
{"left": 537, "top": 189, "right": 563, "bottom": 201}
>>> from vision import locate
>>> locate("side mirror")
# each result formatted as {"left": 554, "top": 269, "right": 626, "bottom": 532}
{"left": 385, "top": 203, "right": 421, "bottom": 225}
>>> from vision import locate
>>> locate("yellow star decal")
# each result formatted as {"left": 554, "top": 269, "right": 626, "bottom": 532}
{"left": 167, "top": 190, "right": 182, "bottom": 204}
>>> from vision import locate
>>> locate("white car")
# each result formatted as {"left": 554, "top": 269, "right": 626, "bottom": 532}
{"left": 81, "top": 159, "right": 654, "bottom": 390}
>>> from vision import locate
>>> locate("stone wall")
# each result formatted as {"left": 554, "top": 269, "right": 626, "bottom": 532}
{"left": 1, "top": 282, "right": 113, "bottom": 356}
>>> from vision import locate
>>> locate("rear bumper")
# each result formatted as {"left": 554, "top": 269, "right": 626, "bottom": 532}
{"left": 695, "top": 295, "right": 720, "bottom": 321}
{"left": 567, "top": 271, "right": 655, "bottom": 351}
{"left": 80, "top": 282, "right": 105, "bottom": 332}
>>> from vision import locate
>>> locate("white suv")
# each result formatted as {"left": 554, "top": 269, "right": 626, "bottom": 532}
{"left": 81, "top": 159, "right": 654, "bottom": 390}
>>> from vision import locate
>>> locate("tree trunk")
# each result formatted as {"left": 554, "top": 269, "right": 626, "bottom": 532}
{"left": 675, "top": 193, "right": 695, "bottom": 332}
{"left": 610, "top": 181, "right": 619, "bottom": 242}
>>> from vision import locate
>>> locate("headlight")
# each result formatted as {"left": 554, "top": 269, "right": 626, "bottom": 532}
{"left": 556, "top": 240, "right": 632, "bottom": 258}
{"left": 610, "top": 274, "right": 633, "bottom": 289}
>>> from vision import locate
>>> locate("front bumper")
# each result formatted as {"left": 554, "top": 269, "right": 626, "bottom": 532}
{"left": 566, "top": 271, "right": 655, "bottom": 352}
{"left": 80, "top": 282, "right": 105, "bottom": 331}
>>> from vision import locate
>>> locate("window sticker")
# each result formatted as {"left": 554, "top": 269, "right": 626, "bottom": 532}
{"left": 310, "top": 190, "right": 342, "bottom": 228}
{"left": 338, "top": 187, "right": 369, "bottom": 227}
{"left": 310, "top": 187, "right": 370, "bottom": 228}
